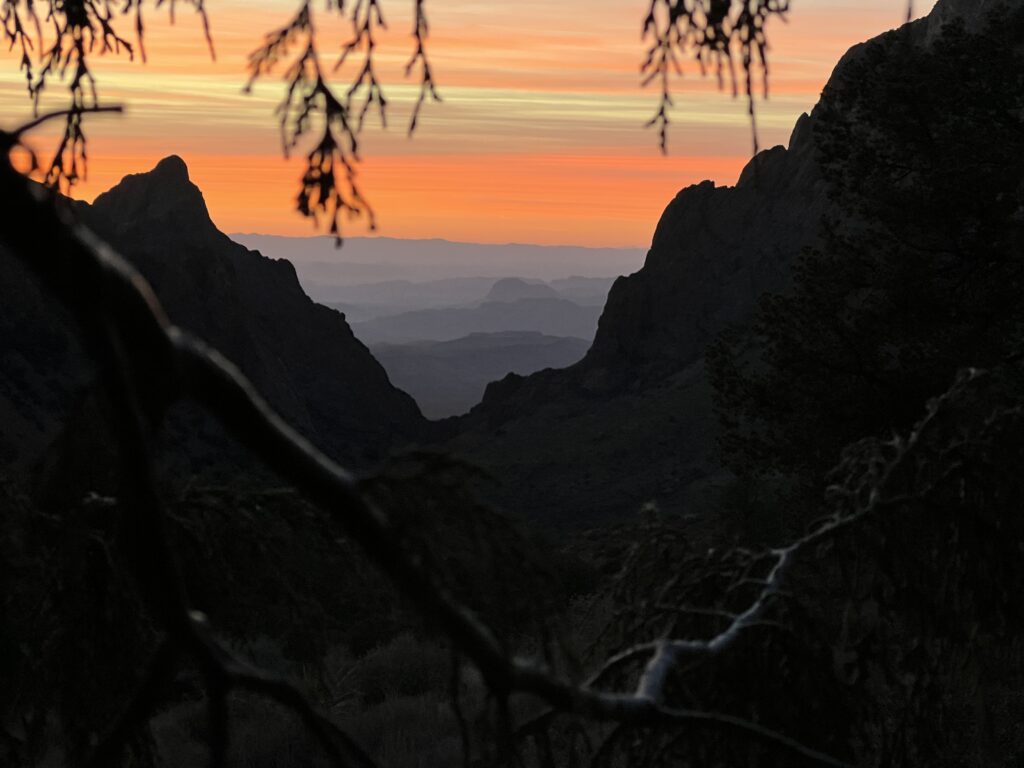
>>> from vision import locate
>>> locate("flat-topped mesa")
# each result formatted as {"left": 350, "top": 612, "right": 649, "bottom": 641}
{"left": 485, "top": 277, "right": 560, "bottom": 303}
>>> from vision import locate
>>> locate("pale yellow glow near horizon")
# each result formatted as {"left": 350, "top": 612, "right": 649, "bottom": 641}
{"left": 0, "top": 1, "right": 924, "bottom": 247}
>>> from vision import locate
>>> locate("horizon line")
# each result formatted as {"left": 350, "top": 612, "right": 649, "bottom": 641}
{"left": 229, "top": 232, "right": 649, "bottom": 251}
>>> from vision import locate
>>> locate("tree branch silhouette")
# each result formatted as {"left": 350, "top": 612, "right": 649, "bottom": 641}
{"left": 641, "top": 0, "right": 789, "bottom": 154}
{"left": 3, "top": 0, "right": 788, "bottom": 237}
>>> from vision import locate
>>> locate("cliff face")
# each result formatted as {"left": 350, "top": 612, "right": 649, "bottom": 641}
{"left": 0, "top": 156, "right": 424, "bottom": 480}
{"left": 583, "top": 113, "right": 822, "bottom": 387}
{"left": 442, "top": 0, "right": 984, "bottom": 526}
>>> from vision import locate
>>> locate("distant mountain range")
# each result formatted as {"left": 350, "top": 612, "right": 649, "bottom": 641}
{"left": 338, "top": 275, "right": 611, "bottom": 415}
{"left": 372, "top": 332, "right": 590, "bottom": 418}
{"left": 351, "top": 296, "right": 603, "bottom": 345}
{"left": 230, "top": 233, "right": 644, "bottom": 292}
{"left": 315, "top": 277, "right": 500, "bottom": 322}
{"left": 320, "top": 274, "right": 614, "bottom": 353}
{"left": 323, "top": 275, "right": 615, "bottom": 324}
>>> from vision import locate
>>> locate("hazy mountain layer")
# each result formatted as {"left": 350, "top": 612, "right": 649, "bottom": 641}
{"left": 299, "top": 276, "right": 498, "bottom": 313}
{"left": 372, "top": 332, "right": 590, "bottom": 418}
{"left": 353, "top": 297, "right": 603, "bottom": 345}
{"left": 320, "top": 276, "right": 614, "bottom": 324}
{"left": 232, "top": 234, "right": 644, "bottom": 287}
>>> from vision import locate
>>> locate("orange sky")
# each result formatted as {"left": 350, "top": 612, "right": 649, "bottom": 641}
{"left": 0, "top": 1, "right": 923, "bottom": 246}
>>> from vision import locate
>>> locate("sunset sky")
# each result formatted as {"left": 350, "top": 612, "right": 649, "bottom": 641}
{"left": 0, "top": 0, "right": 923, "bottom": 246}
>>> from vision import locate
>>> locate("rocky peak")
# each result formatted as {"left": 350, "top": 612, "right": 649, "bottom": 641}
{"left": 90, "top": 155, "right": 219, "bottom": 243}
{"left": 150, "top": 154, "right": 191, "bottom": 183}
{"left": 69, "top": 158, "right": 427, "bottom": 468}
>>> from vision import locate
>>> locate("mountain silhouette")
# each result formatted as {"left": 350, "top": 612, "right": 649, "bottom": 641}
{"left": 0, "top": 0, "right": 997, "bottom": 521}
{"left": 0, "top": 156, "right": 424, "bottom": 484}
{"left": 436, "top": 0, "right": 982, "bottom": 526}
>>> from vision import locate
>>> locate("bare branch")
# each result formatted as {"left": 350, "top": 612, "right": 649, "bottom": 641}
{"left": 10, "top": 103, "right": 123, "bottom": 138}
{"left": 641, "top": 0, "right": 788, "bottom": 154}
{"left": 405, "top": 0, "right": 441, "bottom": 135}
{"left": 245, "top": 1, "right": 372, "bottom": 241}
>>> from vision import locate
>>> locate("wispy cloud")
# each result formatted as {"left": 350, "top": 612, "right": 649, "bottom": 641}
{"left": 0, "top": 0, "right": 921, "bottom": 245}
